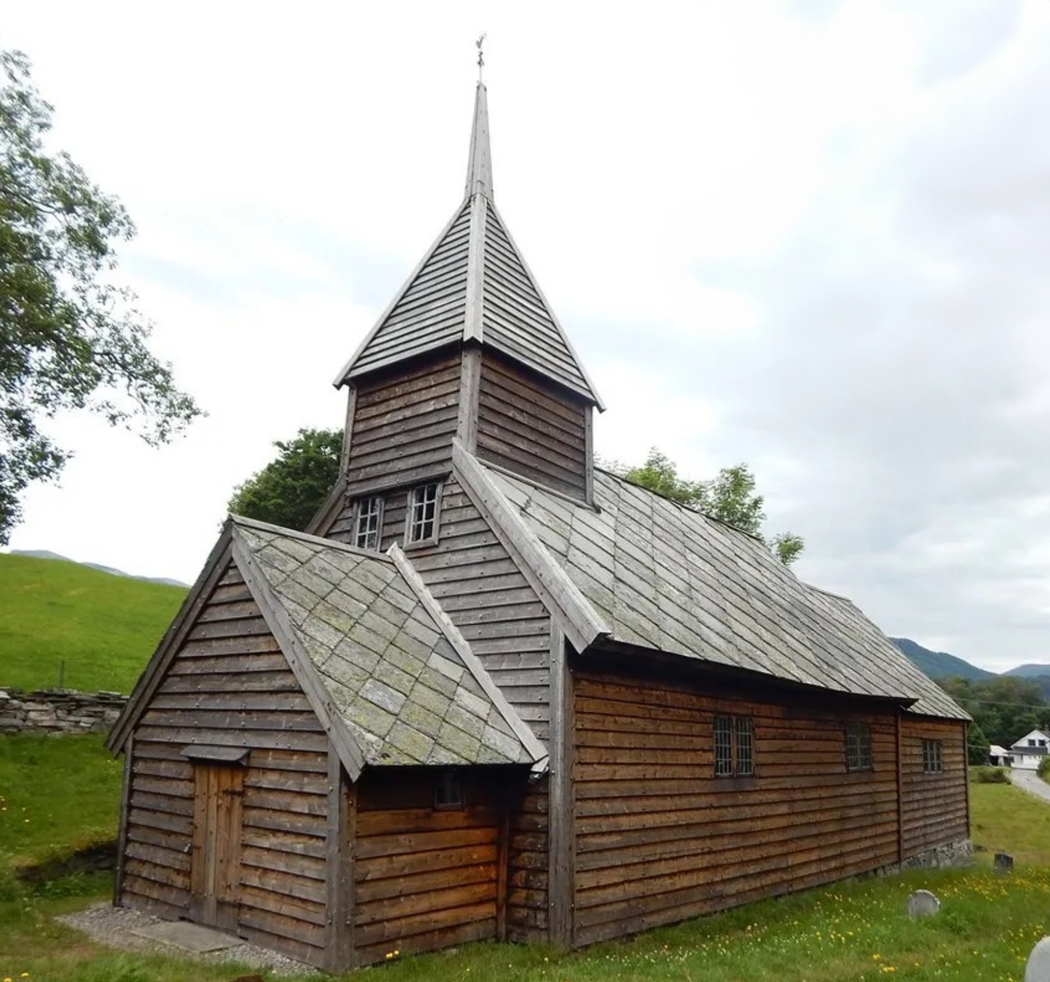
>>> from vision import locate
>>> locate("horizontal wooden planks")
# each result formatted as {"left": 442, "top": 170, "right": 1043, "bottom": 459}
{"left": 899, "top": 717, "right": 968, "bottom": 859}
{"left": 121, "top": 558, "right": 330, "bottom": 966}
{"left": 352, "top": 770, "right": 509, "bottom": 963}
{"left": 408, "top": 478, "right": 552, "bottom": 740}
{"left": 345, "top": 354, "right": 462, "bottom": 493}
{"left": 572, "top": 670, "right": 904, "bottom": 945}
{"left": 505, "top": 778, "right": 550, "bottom": 942}
{"left": 476, "top": 352, "right": 588, "bottom": 500}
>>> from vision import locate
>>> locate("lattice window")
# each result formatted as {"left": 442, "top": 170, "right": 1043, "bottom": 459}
{"left": 714, "top": 716, "right": 733, "bottom": 776}
{"left": 846, "top": 723, "right": 872, "bottom": 770}
{"left": 922, "top": 739, "right": 943, "bottom": 773}
{"left": 715, "top": 715, "right": 753, "bottom": 777}
{"left": 735, "top": 716, "right": 754, "bottom": 776}
{"left": 354, "top": 496, "right": 382, "bottom": 551}
{"left": 407, "top": 482, "right": 440, "bottom": 544}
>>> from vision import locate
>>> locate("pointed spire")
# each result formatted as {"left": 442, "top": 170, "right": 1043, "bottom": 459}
{"left": 465, "top": 82, "right": 493, "bottom": 200}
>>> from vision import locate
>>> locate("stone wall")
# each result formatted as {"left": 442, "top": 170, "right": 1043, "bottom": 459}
{"left": 0, "top": 688, "right": 127, "bottom": 735}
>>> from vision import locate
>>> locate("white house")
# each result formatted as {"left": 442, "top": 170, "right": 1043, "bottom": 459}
{"left": 1010, "top": 730, "right": 1050, "bottom": 769}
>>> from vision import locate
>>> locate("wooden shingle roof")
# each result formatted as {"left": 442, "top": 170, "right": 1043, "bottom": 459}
{"left": 335, "top": 83, "right": 603, "bottom": 408}
{"left": 457, "top": 450, "right": 967, "bottom": 720}
{"left": 233, "top": 518, "right": 546, "bottom": 770}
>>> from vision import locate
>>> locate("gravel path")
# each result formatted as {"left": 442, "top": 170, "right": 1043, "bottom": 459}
{"left": 58, "top": 902, "right": 319, "bottom": 976}
{"left": 1009, "top": 768, "right": 1050, "bottom": 804}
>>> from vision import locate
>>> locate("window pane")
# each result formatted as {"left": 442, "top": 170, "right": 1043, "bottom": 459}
{"left": 714, "top": 716, "right": 733, "bottom": 777}
{"left": 409, "top": 483, "right": 439, "bottom": 542}
{"left": 735, "top": 716, "right": 754, "bottom": 776}
{"left": 355, "top": 496, "right": 381, "bottom": 551}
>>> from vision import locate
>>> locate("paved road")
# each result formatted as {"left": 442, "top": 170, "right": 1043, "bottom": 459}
{"left": 1008, "top": 767, "right": 1050, "bottom": 803}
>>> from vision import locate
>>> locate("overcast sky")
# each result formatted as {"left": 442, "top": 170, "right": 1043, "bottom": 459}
{"left": 4, "top": 1, "right": 1048, "bottom": 673}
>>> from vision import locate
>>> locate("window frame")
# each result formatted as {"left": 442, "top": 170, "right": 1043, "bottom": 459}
{"left": 922, "top": 738, "right": 943, "bottom": 774}
{"left": 714, "top": 714, "right": 755, "bottom": 779}
{"left": 405, "top": 481, "right": 442, "bottom": 547}
{"left": 353, "top": 494, "right": 384, "bottom": 552}
{"left": 434, "top": 768, "right": 464, "bottom": 810}
{"left": 845, "top": 722, "right": 873, "bottom": 771}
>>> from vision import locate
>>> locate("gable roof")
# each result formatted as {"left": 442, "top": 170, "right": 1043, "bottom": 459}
{"left": 334, "top": 83, "right": 603, "bottom": 409}
{"left": 110, "top": 516, "right": 545, "bottom": 775}
{"left": 457, "top": 449, "right": 968, "bottom": 721}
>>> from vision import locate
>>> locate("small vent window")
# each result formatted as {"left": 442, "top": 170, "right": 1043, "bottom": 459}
{"left": 922, "top": 739, "right": 943, "bottom": 774}
{"left": 354, "top": 496, "right": 383, "bottom": 551}
{"left": 407, "top": 482, "right": 440, "bottom": 544}
{"left": 714, "top": 715, "right": 754, "bottom": 778}
{"left": 434, "top": 769, "right": 463, "bottom": 810}
{"left": 846, "top": 723, "right": 872, "bottom": 771}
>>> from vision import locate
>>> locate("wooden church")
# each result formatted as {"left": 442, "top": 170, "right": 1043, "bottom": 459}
{"left": 108, "top": 81, "right": 970, "bottom": 971}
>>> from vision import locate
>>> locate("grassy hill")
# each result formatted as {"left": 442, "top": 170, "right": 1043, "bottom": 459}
{"left": 0, "top": 554, "right": 186, "bottom": 694}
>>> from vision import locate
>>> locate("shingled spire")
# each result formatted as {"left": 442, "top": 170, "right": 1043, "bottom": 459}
{"left": 465, "top": 82, "right": 493, "bottom": 200}
{"left": 334, "top": 84, "right": 602, "bottom": 409}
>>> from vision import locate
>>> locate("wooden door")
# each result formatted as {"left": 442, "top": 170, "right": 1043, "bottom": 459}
{"left": 189, "top": 764, "right": 243, "bottom": 931}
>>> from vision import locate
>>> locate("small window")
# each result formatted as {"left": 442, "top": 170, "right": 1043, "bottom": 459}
{"left": 922, "top": 739, "right": 943, "bottom": 773}
{"left": 846, "top": 723, "right": 872, "bottom": 770}
{"left": 354, "top": 496, "right": 383, "bottom": 551}
{"left": 434, "top": 769, "right": 463, "bottom": 810}
{"left": 714, "top": 715, "right": 754, "bottom": 778}
{"left": 1029, "top": 739, "right": 1037, "bottom": 747}
{"left": 406, "top": 482, "right": 440, "bottom": 544}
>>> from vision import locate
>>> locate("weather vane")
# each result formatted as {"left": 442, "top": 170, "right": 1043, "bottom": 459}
{"left": 476, "top": 33, "right": 486, "bottom": 83}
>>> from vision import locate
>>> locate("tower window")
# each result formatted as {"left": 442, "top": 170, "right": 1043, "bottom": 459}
{"left": 406, "top": 482, "right": 441, "bottom": 545}
{"left": 354, "top": 496, "right": 383, "bottom": 551}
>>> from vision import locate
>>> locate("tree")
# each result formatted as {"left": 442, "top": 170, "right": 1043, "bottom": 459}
{"left": 228, "top": 428, "right": 342, "bottom": 531}
{"left": 0, "top": 49, "right": 201, "bottom": 543}
{"left": 936, "top": 675, "right": 1050, "bottom": 750}
{"left": 611, "top": 448, "right": 805, "bottom": 565}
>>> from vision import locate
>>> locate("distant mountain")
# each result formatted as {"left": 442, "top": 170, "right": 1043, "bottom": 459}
{"left": 1003, "top": 664, "right": 1050, "bottom": 679}
{"left": 890, "top": 637, "right": 995, "bottom": 681}
{"left": 9, "top": 550, "right": 188, "bottom": 588}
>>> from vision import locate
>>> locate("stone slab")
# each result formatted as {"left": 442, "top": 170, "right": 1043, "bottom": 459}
{"left": 131, "top": 920, "right": 241, "bottom": 953}
{"left": 907, "top": 889, "right": 940, "bottom": 918}
{"left": 1026, "top": 936, "right": 1050, "bottom": 981}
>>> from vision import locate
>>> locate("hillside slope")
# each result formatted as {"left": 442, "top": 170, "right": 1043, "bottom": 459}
{"left": 890, "top": 637, "right": 995, "bottom": 681}
{"left": 0, "top": 554, "right": 186, "bottom": 694}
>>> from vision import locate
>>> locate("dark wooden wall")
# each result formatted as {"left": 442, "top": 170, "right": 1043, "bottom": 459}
{"left": 352, "top": 769, "right": 517, "bottom": 964}
{"left": 900, "top": 717, "right": 968, "bottom": 860}
{"left": 345, "top": 353, "right": 461, "bottom": 495}
{"left": 121, "top": 562, "right": 330, "bottom": 967}
{"left": 476, "top": 352, "right": 588, "bottom": 500}
{"left": 505, "top": 777, "right": 550, "bottom": 943}
{"left": 570, "top": 669, "right": 950, "bottom": 947}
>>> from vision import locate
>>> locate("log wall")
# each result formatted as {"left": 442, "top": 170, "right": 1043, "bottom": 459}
{"left": 352, "top": 769, "right": 514, "bottom": 964}
{"left": 900, "top": 716, "right": 968, "bottom": 860}
{"left": 571, "top": 670, "right": 904, "bottom": 946}
{"left": 121, "top": 561, "right": 330, "bottom": 967}
{"left": 476, "top": 353, "right": 588, "bottom": 500}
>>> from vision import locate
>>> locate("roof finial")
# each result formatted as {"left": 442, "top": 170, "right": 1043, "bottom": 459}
{"left": 476, "top": 33, "right": 486, "bottom": 83}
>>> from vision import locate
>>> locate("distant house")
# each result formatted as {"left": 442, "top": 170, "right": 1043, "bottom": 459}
{"left": 106, "top": 81, "right": 971, "bottom": 970}
{"left": 1010, "top": 730, "right": 1050, "bottom": 769}
{"left": 988, "top": 745, "right": 1012, "bottom": 767}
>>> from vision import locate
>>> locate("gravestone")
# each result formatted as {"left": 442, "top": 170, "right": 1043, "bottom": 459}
{"left": 995, "top": 852, "right": 1014, "bottom": 873}
{"left": 1025, "top": 936, "right": 1050, "bottom": 982}
{"left": 906, "top": 889, "right": 940, "bottom": 918}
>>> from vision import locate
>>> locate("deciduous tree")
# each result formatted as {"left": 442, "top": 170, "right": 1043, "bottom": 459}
{"left": 0, "top": 49, "right": 201, "bottom": 543}
{"left": 609, "top": 449, "right": 805, "bottom": 565}
{"left": 228, "top": 428, "right": 342, "bottom": 531}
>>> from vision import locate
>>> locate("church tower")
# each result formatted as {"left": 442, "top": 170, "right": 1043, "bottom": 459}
{"left": 328, "top": 82, "right": 603, "bottom": 553}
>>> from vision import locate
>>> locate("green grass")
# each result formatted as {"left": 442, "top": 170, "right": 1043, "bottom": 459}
{"left": 3, "top": 744, "right": 1050, "bottom": 981}
{"left": 0, "top": 554, "right": 186, "bottom": 693}
{"left": 0, "top": 734, "right": 123, "bottom": 869}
